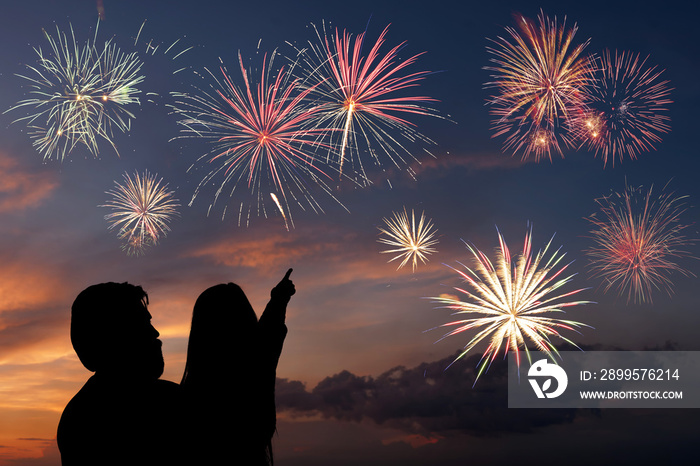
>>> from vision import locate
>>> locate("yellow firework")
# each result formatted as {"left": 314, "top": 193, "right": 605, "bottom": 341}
{"left": 430, "top": 227, "right": 591, "bottom": 382}
{"left": 485, "top": 11, "right": 594, "bottom": 161}
{"left": 378, "top": 208, "right": 438, "bottom": 272}
{"left": 7, "top": 23, "right": 144, "bottom": 160}
{"left": 101, "top": 171, "right": 180, "bottom": 256}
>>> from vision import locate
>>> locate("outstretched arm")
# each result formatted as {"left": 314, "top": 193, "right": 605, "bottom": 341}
{"left": 259, "top": 268, "right": 295, "bottom": 326}
{"left": 259, "top": 268, "right": 295, "bottom": 373}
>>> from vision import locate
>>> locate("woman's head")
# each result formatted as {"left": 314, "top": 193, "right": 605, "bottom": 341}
{"left": 182, "top": 283, "right": 258, "bottom": 384}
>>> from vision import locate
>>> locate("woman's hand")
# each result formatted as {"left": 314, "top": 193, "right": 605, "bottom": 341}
{"left": 271, "top": 268, "right": 295, "bottom": 303}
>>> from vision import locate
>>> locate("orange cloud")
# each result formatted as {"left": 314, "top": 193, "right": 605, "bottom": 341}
{"left": 0, "top": 152, "right": 59, "bottom": 214}
{"left": 0, "top": 263, "right": 66, "bottom": 315}
{"left": 185, "top": 223, "right": 357, "bottom": 273}
{"left": 0, "top": 256, "right": 77, "bottom": 367}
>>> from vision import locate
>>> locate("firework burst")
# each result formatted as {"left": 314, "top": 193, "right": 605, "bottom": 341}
{"left": 485, "top": 11, "right": 594, "bottom": 161}
{"left": 170, "top": 52, "right": 346, "bottom": 227}
{"left": 290, "top": 23, "right": 441, "bottom": 184}
{"left": 585, "top": 183, "right": 694, "bottom": 303}
{"left": 575, "top": 50, "right": 672, "bottom": 166}
{"left": 7, "top": 23, "right": 144, "bottom": 160}
{"left": 378, "top": 208, "right": 439, "bottom": 271}
{"left": 429, "top": 227, "right": 591, "bottom": 382}
{"left": 101, "top": 171, "right": 180, "bottom": 256}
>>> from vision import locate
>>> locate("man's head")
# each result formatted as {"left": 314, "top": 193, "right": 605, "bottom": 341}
{"left": 71, "top": 282, "right": 164, "bottom": 379}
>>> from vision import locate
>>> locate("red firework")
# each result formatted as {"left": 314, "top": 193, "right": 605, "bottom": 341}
{"left": 292, "top": 23, "right": 440, "bottom": 183}
{"left": 585, "top": 183, "right": 695, "bottom": 304}
{"left": 171, "top": 52, "right": 345, "bottom": 227}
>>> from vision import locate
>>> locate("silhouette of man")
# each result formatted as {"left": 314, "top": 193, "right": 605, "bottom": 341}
{"left": 57, "top": 282, "right": 184, "bottom": 466}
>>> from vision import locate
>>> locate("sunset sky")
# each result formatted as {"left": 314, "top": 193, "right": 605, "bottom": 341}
{"left": 0, "top": 0, "right": 698, "bottom": 464}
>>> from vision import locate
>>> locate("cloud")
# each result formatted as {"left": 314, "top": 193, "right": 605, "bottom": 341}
{"left": 182, "top": 219, "right": 449, "bottom": 290}
{"left": 0, "top": 152, "right": 58, "bottom": 214}
{"left": 0, "top": 261, "right": 67, "bottom": 314}
{"left": 0, "top": 257, "right": 75, "bottom": 365}
{"left": 3, "top": 438, "right": 60, "bottom": 466}
{"left": 276, "top": 350, "right": 580, "bottom": 438}
{"left": 185, "top": 226, "right": 348, "bottom": 273}
{"left": 280, "top": 342, "right": 693, "bottom": 442}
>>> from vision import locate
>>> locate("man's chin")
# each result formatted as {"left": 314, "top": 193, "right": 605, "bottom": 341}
{"left": 150, "top": 352, "right": 165, "bottom": 379}
{"left": 136, "top": 350, "right": 165, "bottom": 379}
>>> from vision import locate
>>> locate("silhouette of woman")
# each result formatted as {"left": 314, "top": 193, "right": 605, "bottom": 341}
{"left": 181, "top": 269, "right": 295, "bottom": 465}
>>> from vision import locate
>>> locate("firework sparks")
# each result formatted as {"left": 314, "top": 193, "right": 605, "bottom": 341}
{"left": 290, "top": 23, "right": 441, "bottom": 184}
{"left": 170, "top": 52, "right": 346, "bottom": 227}
{"left": 429, "top": 227, "right": 591, "bottom": 382}
{"left": 132, "top": 19, "right": 194, "bottom": 70}
{"left": 270, "top": 192, "right": 290, "bottom": 231}
{"left": 6, "top": 23, "right": 144, "bottom": 160}
{"left": 378, "top": 208, "right": 438, "bottom": 271}
{"left": 485, "top": 11, "right": 594, "bottom": 161}
{"left": 575, "top": 50, "right": 672, "bottom": 166}
{"left": 585, "top": 183, "right": 695, "bottom": 303}
{"left": 101, "top": 171, "right": 180, "bottom": 256}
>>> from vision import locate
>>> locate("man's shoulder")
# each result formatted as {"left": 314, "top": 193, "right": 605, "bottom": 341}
{"left": 57, "top": 377, "right": 97, "bottom": 448}
{"left": 59, "top": 376, "right": 98, "bottom": 416}
{"left": 57, "top": 376, "right": 183, "bottom": 436}
{"left": 57, "top": 376, "right": 186, "bottom": 465}
{"left": 59, "top": 376, "right": 181, "bottom": 416}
